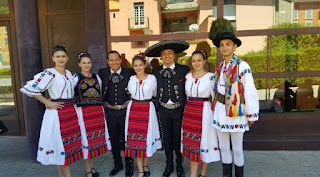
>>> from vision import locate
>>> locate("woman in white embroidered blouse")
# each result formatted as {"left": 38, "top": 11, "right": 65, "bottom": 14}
{"left": 182, "top": 50, "right": 220, "bottom": 177}
{"left": 124, "top": 55, "right": 162, "bottom": 177}
{"left": 20, "top": 46, "right": 81, "bottom": 177}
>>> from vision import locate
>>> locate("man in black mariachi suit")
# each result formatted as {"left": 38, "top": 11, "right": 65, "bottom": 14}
{"left": 98, "top": 50, "right": 135, "bottom": 177}
{"left": 146, "top": 40, "right": 190, "bottom": 177}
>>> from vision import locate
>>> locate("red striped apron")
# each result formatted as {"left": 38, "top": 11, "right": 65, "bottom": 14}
{"left": 56, "top": 99, "right": 82, "bottom": 165}
{"left": 81, "top": 105, "right": 108, "bottom": 159}
{"left": 182, "top": 97, "right": 207, "bottom": 162}
{"left": 124, "top": 99, "right": 150, "bottom": 158}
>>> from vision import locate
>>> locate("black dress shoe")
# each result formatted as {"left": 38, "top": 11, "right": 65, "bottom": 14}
{"left": 235, "top": 165, "right": 243, "bottom": 177}
{"left": 125, "top": 167, "right": 133, "bottom": 177}
{"left": 109, "top": 167, "right": 123, "bottom": 176}
{"left": 91, "top": 168, "right": 99, "bottom": 177}
{"left": 222, "top": 163, "right": 232, "bottom": 177}
{"left": 162, "top": 166, "right": 174, "bottom": 177}
{"left": 176, "top": 166, "right": 185, "bottom": 177}
{"left": 125, "top": 157, "right": 134, "bottom": 177}
{"left": 144, "top": 166, "right": 150, "bottom": 177}
{"left": 125, "top": 163, "right": 133, "bottom": 177}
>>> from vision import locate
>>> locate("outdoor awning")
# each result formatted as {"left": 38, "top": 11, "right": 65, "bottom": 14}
{"left": 162, "top": 2, "right": 199, "bottom": 13}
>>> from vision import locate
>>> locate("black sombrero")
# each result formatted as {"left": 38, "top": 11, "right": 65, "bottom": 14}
{"left": 213, "top": 32, "right": 242, "bottom": 48}
{"left": 145, "top": 40, "right": 189, "bottom": 57}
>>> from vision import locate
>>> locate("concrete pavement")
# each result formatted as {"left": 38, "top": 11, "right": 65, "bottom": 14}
{"left": 0, "top": 136, "right": 319, "bottom": 177}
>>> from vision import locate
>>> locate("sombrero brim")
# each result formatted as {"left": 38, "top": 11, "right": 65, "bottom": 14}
{"left": 213, "top": 36, "right": 242, "bottom": 48}
{"left": 145, "top": 40, "right": 189, "bottom": 57}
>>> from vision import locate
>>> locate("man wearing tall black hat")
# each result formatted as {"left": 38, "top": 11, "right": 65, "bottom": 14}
{"left": 98, "top": 50, "right": 135, "bottom": 177}
{"left": 145, "top": 40, "right": 190, "bottom": 177}
{"left": 210, "top": 19, "right": 259, "bottom": 177}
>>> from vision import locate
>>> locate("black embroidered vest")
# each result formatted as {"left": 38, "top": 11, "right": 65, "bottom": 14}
{"left": 75, "top": 73, "right": 103, "bottom": 106}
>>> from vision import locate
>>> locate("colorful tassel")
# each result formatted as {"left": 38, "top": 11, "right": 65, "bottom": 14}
{"left": 233, "top": 106, "right": 238, "bottom": 117}
{"left": 233, "top": 74, "right": 238, "bottom": 82}
{"left": 211, "top": 101, "right": 216, "bottom": 110}
{"left": 239, "top": 105, "right": 243, "bottom": 116}
{"left": 242, "top": 94, "right": 246, "bottom": 104}
{"left": 232, "top": 65, "right": 237, "bottom": 74}
{"left": 232, "top": 94, "right": 237, "bottom": 105}
{"left": 238, "top": 82, "right": 243, "bottom": 94}
{"left": 228, "top": 85, "right": 232, "bottom": 95}
{"left": 228, "top": 106, "right": 233, "bottom": 117}
{"left": 240, "top": 94, "right": 244, "bottom": 104}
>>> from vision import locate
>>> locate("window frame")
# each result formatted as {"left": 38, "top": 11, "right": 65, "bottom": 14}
{"left": 133, "top": 3, "right": 145, "bottom": 28}
{"left": 305, "top": 9, "right": 313, "bottom": 19}
{"left": 293, "top": 9, "right": 298, "bottom": 20}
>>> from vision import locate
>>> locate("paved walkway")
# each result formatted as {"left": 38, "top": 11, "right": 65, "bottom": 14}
{"left": 0, "top": 136, "right": 319, "bottom": 177}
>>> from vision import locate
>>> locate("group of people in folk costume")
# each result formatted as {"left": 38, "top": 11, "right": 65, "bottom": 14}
{"left": 20, "top": 23, "right": 259, "bottom": 177}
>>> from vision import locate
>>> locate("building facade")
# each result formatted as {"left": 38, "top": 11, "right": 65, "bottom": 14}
{"left": 0, "top": 0, "right": 319, "bottom": 160}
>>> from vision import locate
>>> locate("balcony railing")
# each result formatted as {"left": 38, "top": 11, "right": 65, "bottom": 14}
{"left": 128, "top": 17, "right": 149, "bottom": 30}
{"left": 162, "top": 22, "right": 195, "bottom": 33}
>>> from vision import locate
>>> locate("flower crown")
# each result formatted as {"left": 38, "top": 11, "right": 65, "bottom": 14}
{"left": 133, "top": 53, "right": 146, "bottom": 60}
{"left": 78, "top": 52, "right": 88, "bottom": 60}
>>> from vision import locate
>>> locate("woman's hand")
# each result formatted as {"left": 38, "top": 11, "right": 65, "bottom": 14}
{"left": 45, "top": 101, "right": 64, "bottom": 109}
{"left": 248, "top": 121, "right": 255, "bottom": 127}
{"left": 33, "top": 95, "right": 64, "bottom": 110}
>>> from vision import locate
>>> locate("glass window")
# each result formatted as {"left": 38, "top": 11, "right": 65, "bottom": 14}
{"left": 293, "top": 9, "right": 298, "bottom": 20}
{"left": 258, "top": 77, "right": 320, "bottom": 113}
{"left": 305, "top": 9, "right": 312, "bottom": 19}
{"left": 268, "top": 33, "right": 320, "bottom": 72}
{"left": 212, "top": 0, "right": 236, "bottom": 29}
{"left": 0, "top": 26, "right": 18, "bottom": 134}
{"left": 4, "top": 37, "right": 8, "bottom": 46}
{"left": 134, "top": 3, "right": 145, "bottom": 28}
{"left": 0, "top": 0, "right": 9, "bottom": 14}
{"left": 305, "top": 21, "right": 313, "bottom": 27}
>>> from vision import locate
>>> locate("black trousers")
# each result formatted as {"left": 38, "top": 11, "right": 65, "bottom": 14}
{"left": 158, "top": 106, "right": 184, "bottom": 167}
{"left": 106, "top": 108, "right": 127, "bottom": 168}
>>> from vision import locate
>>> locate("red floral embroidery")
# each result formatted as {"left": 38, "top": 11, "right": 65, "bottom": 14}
{"left": 214, "top": 147, "right": 218, "bottom": 151}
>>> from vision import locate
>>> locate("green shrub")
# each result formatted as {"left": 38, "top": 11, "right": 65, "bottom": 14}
{"left": 0, "top": 86, "right": 13, "bottom": 94}
{"left": 0, "top": 68, "right": 11, "bottom": 75}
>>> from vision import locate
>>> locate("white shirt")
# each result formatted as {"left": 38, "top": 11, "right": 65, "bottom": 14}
{"left": 110, "top": 67, "right": 122, "bottom": 74}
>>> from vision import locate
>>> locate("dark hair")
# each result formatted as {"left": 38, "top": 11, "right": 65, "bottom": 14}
{"left": 52, "top": 45, "right": 67, "bottom": 56}
{"left": 107, "top": 50, "right": 121, "bottom": 60}
{"left": 78, "top": 52, "right": 91, "bottom": 63}
{"left": 191, "top": 50, "right": 207, "bottom": 60}
{"left": 132, "top": 54, "right": 146, "bottom": 65}
{"left": 150, "top": 58, "right": 160, "bottom": 68}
